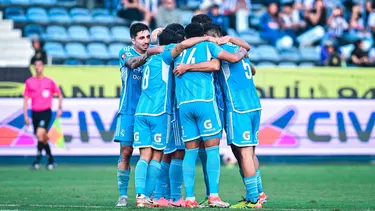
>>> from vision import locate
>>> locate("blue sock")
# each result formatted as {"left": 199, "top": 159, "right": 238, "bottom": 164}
{"left": 145, "top": 160, "right": 161, "bottom": 198}
{"left": 170, "top": 159, "right": 183, "bottom": 201}
{"left": 135, "top": 159, "right": 148, "bottom": 195}
{"left": 117, "top": 169, "right": 130, "bottom": 197}
{"left": 256, "top": 169, "right": 263, "bottom": 194}
{"left": 244, "top": 176, "right": 258, "bottom": 203}
{"left": 205, "top": 146, "right": 220, "bottom": 195}
{"left": 183, "top": 148, "right": 198, "bottom": 198}
{"left": 199, "top": 148, "right": 209, "bottom": 197}
{"left": 154, "top": 161, "right": 170, "bottom": 200}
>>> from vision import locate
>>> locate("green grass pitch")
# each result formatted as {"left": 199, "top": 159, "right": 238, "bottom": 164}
{"left": 0, "top": 164, "right": 374, "bottom": 211}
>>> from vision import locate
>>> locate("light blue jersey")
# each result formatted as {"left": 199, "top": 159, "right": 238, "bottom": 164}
{"left": 219, "top": 43, "right": 261, "bottom": 113}
{"left": 170, "top": 41, "right": 223, "bottom": 107}
{"left": 117, "top": 46, "right": 144, "bottom": 115}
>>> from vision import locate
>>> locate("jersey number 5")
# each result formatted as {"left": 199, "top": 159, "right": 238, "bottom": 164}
{"left": 242, "top": 60, "right": 252, "bottom": 79}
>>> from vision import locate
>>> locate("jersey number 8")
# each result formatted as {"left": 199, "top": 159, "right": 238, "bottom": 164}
{"left": 142, "top": 66, "right": 150, "bottom": 90}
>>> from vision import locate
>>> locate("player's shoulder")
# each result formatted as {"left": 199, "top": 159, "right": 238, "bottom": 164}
{"left": 221, "top": 42, "right": 239, "bottom": 52}
{"left": 119, "top": 45, "right": 137, "bottom": 58}
{"left": 163, "top": 43, "right": 176, "bottom": 51}
{"left": 25, "top": 77, "right": 35, "bottom": 84}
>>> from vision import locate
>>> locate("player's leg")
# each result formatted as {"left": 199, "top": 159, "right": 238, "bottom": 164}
{"left": 154, "top": 153, "right": 171, "bottom": 206}
{"left": 180, "top": 103, "right": 201, "bottom": 208}
{"left": 198, "top": 101, "right": 228, "bottom": 208}
{"left": 169, "top": 150, "right": 185, "bottom": 207}
{"left": 114, "top": 114, "right": 134, "bottom": 207}
{"left": 41, "top": 110, "right": 53, "bottom": 169}
{"left": 198, "top": 141, "right": 210, "bottom": 206}
{"left": 31, "top": 111, "right": 44, "bottom": 169}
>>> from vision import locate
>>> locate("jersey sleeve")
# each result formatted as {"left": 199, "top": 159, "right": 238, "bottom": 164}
{"left": 207, "top": 42, "right": 224, "bottom": 58}
{"left": 23, "top": 80, "right": 30, "bottom": 97}
{"left": 119, "top": 47, "right": 137, "bottom": 67}
{"left": 51, "top": 79, "right": 61, "bottom": 96}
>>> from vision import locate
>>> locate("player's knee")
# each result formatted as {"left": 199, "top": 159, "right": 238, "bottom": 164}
{"left": 36, "top": 128, "right": 46, "bottom": 141}
{"left": 152, "top": 150, "right": 163, "bottom": 162}
{"left": 203, "top": 138, "right": 220, "bottom": 148}
{"left": 139, "top": 147, "right": 153, "bottom": 162}
{"left": 162, "top": 154, "right": 172, "bottom": 163}
{"left": 120, "top": 145, "right": 133, "bottom": 163}
{"left": 172, "top": 150, "right": 184, "bottom": 160}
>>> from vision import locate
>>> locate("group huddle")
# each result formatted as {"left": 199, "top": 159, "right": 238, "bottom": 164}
{"left": 113, "top": 14, "right": 267, "bottom": 209}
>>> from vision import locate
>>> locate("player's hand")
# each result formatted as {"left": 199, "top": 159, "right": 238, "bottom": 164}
{"left": 173, "top": 64, "right": 188, "bottom": 77}
{"left": 217, "top": 36, "right": 231, "bottom": 45}
{"left": 24, "top": 117, "right": 30, "bottom": 125}
{"left": 151, "top": 28, "right": 164, "bottom": 42}
{"left": 56, "top": 108, "right": 62, "bottom": 118}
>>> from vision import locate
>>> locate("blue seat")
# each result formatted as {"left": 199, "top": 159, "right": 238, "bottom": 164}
{"left": 92, "top": 8, "right": 109, "bottom": 16}
{"left": 0, "top": 0, "right": 11, "bottom": 4}
{"left": 257, "top": 62, "right": 276, "bottom": 67}
{"left": 5, "top": 7, "right": 27, "bottom": 22}
{"left": 65, "top": 42, "right": 88, "bottom": 59}
{"left": 257, "top": 45, "right": 280, "bottom": 63}
{"left": 107, "top": 59, "right": 119, "bottom": 66}
{"left": 278, "top": 62, "right": 297, "bottom": 67}
{"left": 92, "top": 8, "right": 113, "bottom": 23}
{"left": 90, "top": 26, "right": 112, "bottom": 41}
{"left": 10, "top": 0, "right": 29, "bottom": 4}
{"left": 44, "top": 42, "right": 66, "bottom": 58}
{"left": 111, "top": 26, "right": 131, "bottom": 42}
{"left": 24, "top": 24, "right": 43, "bottom": 39}
{"left": 57, "top": 0, "right": 76, "bottom": 6}
{"left": 227, "top": 28, "right": 239, "bottom": 37}
{"left": 68, "top": 25, "right": 90, "bottom": 41}
{"left": 30, "top": 0, "right": 55, "bottom": 5}
{"left": 299, "top": 62, "right": 315, "bottom": 67}
{"left": 240, "top": 33, "right": 265, "bottom": 45}
{"left": 86, "top": 59, "right": 105, "bottom": 65}
{"left": 279, "top": 48, "right": 301, "bottom": 63}
{"left": 63, "top": 59, "right": 82, "bottom": 65}
{"left": 248, "top": 47, "right": 260, "bottom": 62}
{"left": 27, "top": 7, "right": 49, "bottom": 22}
{"left": 49, "top": 8, "right": 70, "bottom": 23}
{"left": 299, "top": 47, "right": 320, "bottom": 62}
{"left": 87, "top": 43, "right": 109, "bottom": 59}
{"left": 70, "top": 8, "right": 92, "bottom": 23}
{"left": 109, "top": 43, "right": 124, "bottom": 58}
{"left": 45, "top": 25, "right": 69, "bottom": 41}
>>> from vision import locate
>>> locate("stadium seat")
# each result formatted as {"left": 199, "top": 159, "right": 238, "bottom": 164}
{"left": 24, "top": 24, "right": 43, "bottom": 39}
{"left": 44, "top": 42, "right": 66, "bottom": 58}
{"left": 68, "top": 25, "right": 91, "bottom": 41}
{"left": 227, "top": 28, "right": 239, "bottom": 37}
{"left": 248, "top": 47, "right": 260, "bottom": 63}
{"left": 10, "top": 0, "right": 29, "bottom": 5}
{"left": 70, "top": 8, "right": 92, "bottom": 23}
{"left": 107, "top": 59, "right": 119, "bottom": 66}
{"left": 240, "top": 33, "right": 265, "bottom": 46}
{"left": 299, "top": 47, "right": 320, "bottom": 62}
{"left": 180, "top": 10, "right": 194, "bottom": 26}
{"left": 92, "top": 8, "right": 113, "bottom": 23}
{"left": 257, "top": 45, "right": 280, "bottom": 63}
{"left": 27, "top": 7, "right": 49, "bottom": 23}
{"left": 63, "top": 59, "right": 82, "bottom": 65}
{"left": 279, "top": 48, "right": 301, "bottom": 63}
{"left": 92, "top": 8, "right": 109, "bottom": 16}
{"left": 299, "top": 62, "right": 315, "bottom": 67}
{"left": 111, "top": 26, "right": 131, "bottom": 42}
{"left": 57, "top": 0, "right": 76, "bottom": 6}
{"left": 278, "top": 62, "right": 297, "bottom": 67}
{"left": 86, "top": 59, "right": 105, "bottom": 65}
{"left": 30, "top": 0, "right": 56, "bottom": 5}
{"left": 45, "top": 25, "right": 69, "bottom": 41}
{"left": 0, "top": 0, "right": 11, "bottom": 4}
{"left": 87, "top": 42, "right": 110, "bottom": 59}
{"left": 65, "top": 42, "right": 88, "bottom": 59}
{"left": 90, "top": 26, "right": 112, "bottom": 41}
{"left": 109, "top": 43, "right": 124, "bottom": 58}
{"left": 257, "top": 62, "right": 276, "bottom": 67}
{"left": 49, "top": 8, "right": 71, "bottom": 23}
{"left": 5, "top": 7, "right": 27, "bottom": 22}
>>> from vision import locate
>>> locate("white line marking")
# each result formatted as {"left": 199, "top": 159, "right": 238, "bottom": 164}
{"left": 0, "top": 204, "right": 108, "bottom": 209}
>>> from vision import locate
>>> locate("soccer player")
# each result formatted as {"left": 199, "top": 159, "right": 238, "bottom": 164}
{"left": 114, "top": 23, "right": 153, "bottom": 207}
{"left": 23, "top": 59, "right": 63, "bottom": 170}
{"left": 165, "top": 23, "right": 248, "bottom": 208}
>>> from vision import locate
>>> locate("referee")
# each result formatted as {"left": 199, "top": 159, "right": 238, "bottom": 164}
{"left": 23, "top": 59, "right": 63, "bottom": 170}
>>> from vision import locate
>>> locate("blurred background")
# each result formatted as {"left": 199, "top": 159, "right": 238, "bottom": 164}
{"left": 0, "top": 0, "right": 374, "bottom": 165}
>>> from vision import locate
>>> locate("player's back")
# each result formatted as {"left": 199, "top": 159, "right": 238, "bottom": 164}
{"left": 118, "top": 46, "right": 143, "bottom": 115}
{"left": 174, "top": 41, "right": 222, "bottom": 106}
{"left": 136, "top": 53, "right": 172, "bottom": 116}
{"left": 219, "top": 43, "right": 261, "bottom": 113}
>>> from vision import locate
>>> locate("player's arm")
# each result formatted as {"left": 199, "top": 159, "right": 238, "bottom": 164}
{"left": 171, "top": 36, "right": 216, "bottom": 58}
{"left": 23, "top": 96, "right": 30, "bottom": 125}
{"left": 125, "top": 52, "right": 149, "bottom": 69}
{"left": 52, "top": 80, "right": 63, "bottom": 118}
{"left": 251, "top": 63, "right": 256, "bottom": 76}
{"left": 217, "top": 48, "right": 248, "bottom": 63}
{"left": 173, "top": 59, "right": 220, "bottom": 77}
{"left": 219, "top": 36, "right": 251, "bottom": 51}
{"left": 147, "top": 46, "right": 164, "bottom": 56}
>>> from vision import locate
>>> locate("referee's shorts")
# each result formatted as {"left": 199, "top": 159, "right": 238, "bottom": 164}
{"left": 31, "top": 109, "right": 52, "bottom": 134}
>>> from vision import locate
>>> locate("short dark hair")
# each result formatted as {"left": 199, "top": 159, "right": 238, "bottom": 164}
{"left": 184, "top": 23, "right": 204, "bottom": 39}
{"left": 165, "top": 23, "right": 184, "bottom": 32}
{"left": 130, "top": 22, "right": 150, "bottom": 39}
{"left": 33, "top": 58, "right": 44, "bottom": 65}
{"left": 191, "top": 14, "right": 212, "bottom": 25}
{"left": 203, "top": 22, "right": 222, "bottom": 37}
{"left": 165, "top": 23, "right": 185, "bottom": 43}
{"left": 158, "top": 29, "right": 177, "bottom": 46}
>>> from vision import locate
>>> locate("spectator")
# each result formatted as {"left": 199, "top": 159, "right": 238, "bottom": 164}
{"left": 304, "top": 0, "right": 328, "bottom": 29}
{"left": 320, "top": 40, "right": 342, "bottom": 66}
{"left": 235, "top": 0, "right": 251, "bottom": 32}
{"left": 346, "top": 4, "right": 372, "bottom": 42}
{"left": 349, "top": 39, "right": 373, "bottom": 67}
{"left": 30, "top": 40, "right": 47, "bottom": 65}
{"left": 156, "top": 0, "right": 182, "bottom": 28}
{"left": 327, "top": 7, "right": 349, "bottom": 44}
{"left": 208, "top": 4, "right": 229, "bottom": 33}
{"left": 281, "top": 1, "right": 306, "bottom": 40}
{"left": 117, "top": 0, "right": 153, "bottom": 26}
{"left": 200, "top": 0, "right": 222, "bottom": 11}
{"left": 221, "top": 0, "right": 241, "bottom": 29}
